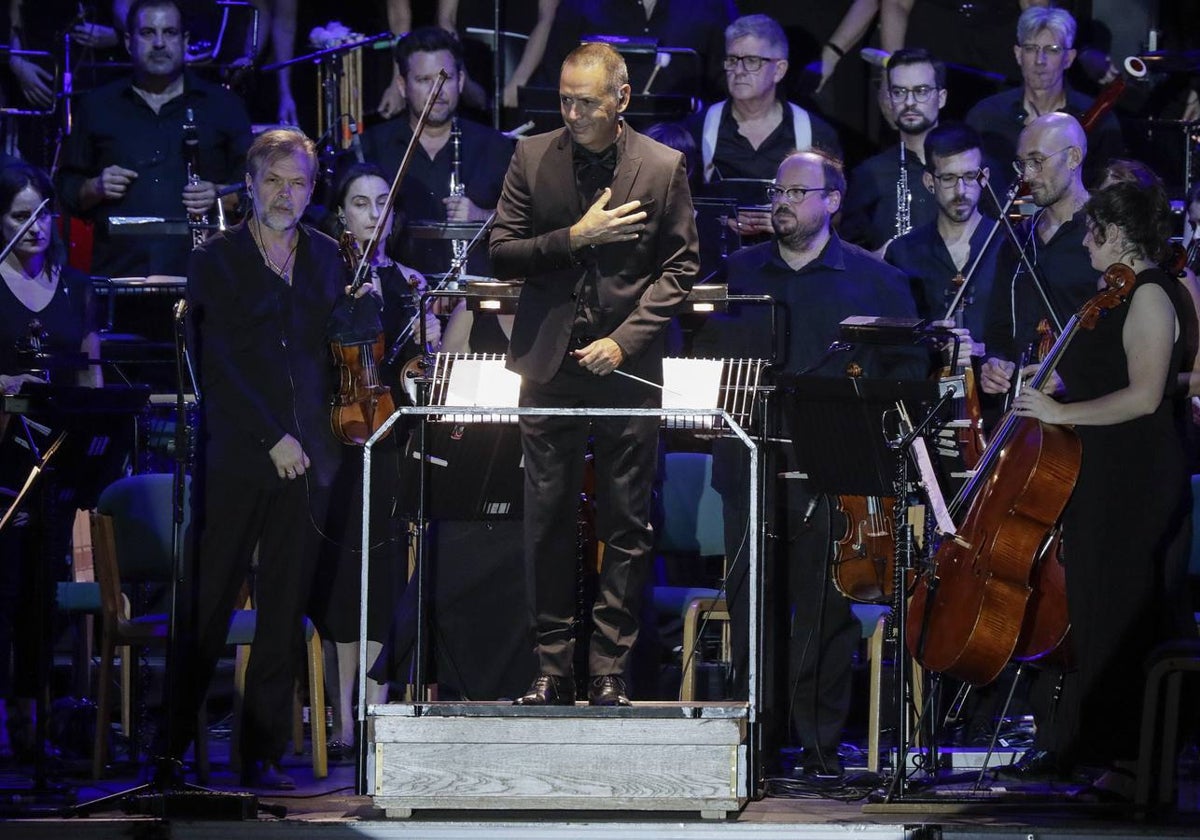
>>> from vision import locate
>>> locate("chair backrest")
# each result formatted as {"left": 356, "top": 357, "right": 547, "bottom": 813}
{"left": 659, "top": 452, "right": 724, "bottom": 556}
{"left": 95, "top": 473, "right": 190, "bottom": 582}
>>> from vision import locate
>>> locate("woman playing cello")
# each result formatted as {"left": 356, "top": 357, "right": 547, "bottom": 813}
{"left": 1012, "top": 180, "right": 1190, "bottom": 799}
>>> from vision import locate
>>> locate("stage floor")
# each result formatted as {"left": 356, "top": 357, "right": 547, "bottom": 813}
{"left": 4, "top": 735, "right": 1200, "bottom": 839}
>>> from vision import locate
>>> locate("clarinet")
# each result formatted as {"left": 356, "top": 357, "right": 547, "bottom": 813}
{"left": 895, "top": 142, "right": 912, "bottom": 239}
{"left": 448, "top": 118, "right": 467, "bottom": 268}
{"left": 182, "top": 108, "right": 208, "bottom": 248}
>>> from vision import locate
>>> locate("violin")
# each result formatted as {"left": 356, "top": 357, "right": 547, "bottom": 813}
{"left": 906, "top": 263, "right": 1138, "bottom": 685}
{"left": 327, "top": 68, "right": 450, "bottom": 446}
{"left": 832, "top": 494, "right": 898, "bottom": 603}
{"left": 942, "top": 271, "right": 987, "bottom": 471}
{"left": 330, "top": 233, "right": 395, "bottom": 445}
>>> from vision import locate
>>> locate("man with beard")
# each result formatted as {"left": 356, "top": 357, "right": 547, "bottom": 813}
{"left": 980, "top": 112, "right": 1094, "bottom": 401}
{"left": 694, "top": 149, "right": 922, "bottom": 779}
{"left": 885, "top": 122, "right": 996, "bottom": 356}
{"left": 974, "top": 111, "right": 1099, "bottom": 780}
{"left": 54, "top": 0, "right": 251, "bottom": 279}
{"left": 362, "top": 26, "right": 514, "bottom": 276}
{"left": 966, "top": 6, "right": 1123, "bottom": 189}
{"left": 841, "top": 48, "right": 946, "bottom": 253}
{"left": 171, "top": 129, "right": 348, "bottom": 790}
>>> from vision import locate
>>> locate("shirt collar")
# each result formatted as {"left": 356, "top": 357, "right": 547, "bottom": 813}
{"left": 765, "top": 230, "right": 846, "bottom": 274}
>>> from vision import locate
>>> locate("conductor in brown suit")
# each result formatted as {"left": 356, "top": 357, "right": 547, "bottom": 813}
{"left": 489, "top": 42, "right": 699, "bottom": 707}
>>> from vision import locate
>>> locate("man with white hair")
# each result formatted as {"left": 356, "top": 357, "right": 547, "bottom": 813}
{"left": 965, "top": 5, "right": 1124, "bottom": 186}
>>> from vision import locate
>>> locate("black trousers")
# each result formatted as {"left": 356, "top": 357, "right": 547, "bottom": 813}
{"left": 518, "top": 364, "right": 659, "bottom": 679}
{"left": 171, "top": 468, "right": 330, "bottom": 764}
{"left": 720, "top": 437, "right": 859, "bottom": 760}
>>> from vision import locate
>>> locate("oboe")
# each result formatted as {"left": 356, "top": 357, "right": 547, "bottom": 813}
{"left": 182, "top": 107, "right": 208, "bottom": 248}
{"left": 448, "top": 118, "right": 467, "bottom": 267}
{"left": 895, "top": 142, "right": 912, "bottom": 238}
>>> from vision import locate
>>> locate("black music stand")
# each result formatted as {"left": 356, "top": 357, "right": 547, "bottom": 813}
{"left": 775, "top": 374, "right": 947, "bottom": 799}
{"left": 0, "top": 383, "right": 147, "bottom": 814}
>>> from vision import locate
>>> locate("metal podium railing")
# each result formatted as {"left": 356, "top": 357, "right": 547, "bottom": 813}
{"left": 357, "top": 405, "right": 760, "bottom": 791}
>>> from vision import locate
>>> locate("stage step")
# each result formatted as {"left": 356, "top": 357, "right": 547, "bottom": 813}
{"left": 368, "top": 701, "right": 750, "bottom": 819}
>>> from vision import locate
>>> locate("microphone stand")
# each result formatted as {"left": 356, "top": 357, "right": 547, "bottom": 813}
{"left": 980, "top": 177, "right": 1065, "bottom": 337}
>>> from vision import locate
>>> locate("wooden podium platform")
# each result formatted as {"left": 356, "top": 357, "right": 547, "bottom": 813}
{"left": 368, "top": 701, "right": 751, "bottom": 819}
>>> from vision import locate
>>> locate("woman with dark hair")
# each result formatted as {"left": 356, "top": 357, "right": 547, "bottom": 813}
{"left": 0, "top": 161, "right": 101, "bottom": 760}
{"left": 312, "top": 161, "right": 439, "bottom": 756}
{"left": 1012, "top": 180, "right": 1190, "bottom": 798}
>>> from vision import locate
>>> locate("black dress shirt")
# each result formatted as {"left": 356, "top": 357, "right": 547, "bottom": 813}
{"left": 841, "top": 144, "right": 939, "bottom": 252}
{"left": 55, "top": 71, "right": 252, "bottom": 277}
{"left": 360, "top": 115, "right": 514, "bottom": 276}
{"left": 186, "top": 223, "right": 346, "bottom": 488}
{"left": 885, "top": 217, "right": 1000, "bottom": 348}
{"left": 982, "top": 208, "right": 1098, "bottom": 366}
{"left": 686, "top": 99, "right": 842, "bottom": 184}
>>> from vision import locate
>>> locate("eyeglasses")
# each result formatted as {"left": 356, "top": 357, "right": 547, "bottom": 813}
{"left": 931, "top": 169, "right": 983, "bottom": 188}
{"left": 887, "top": 85, "right": 938, "bottom": 103}
{"left": 1012, "top": 146, "right": 1073, "bottom": 176}
{"left": 766, "top": 184, "right": 828, "bottom": 203}
{"left": 723, "top": 55, "right": 780, "bottom": 73}
{"left": 1019, "top": 43, "right": 1067, "bottom": 59}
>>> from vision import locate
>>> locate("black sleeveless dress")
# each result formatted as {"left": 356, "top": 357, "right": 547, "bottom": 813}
{"left": 1053, "top": 267, "right": 1189, "bottom": 765}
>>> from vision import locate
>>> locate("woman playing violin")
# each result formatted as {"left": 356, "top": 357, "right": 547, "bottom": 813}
{"left": 312, "top": 162, "right": 441, "bottom": 758}
{"left": 1012, "top": 180, "right": 1190, "bottom": 798}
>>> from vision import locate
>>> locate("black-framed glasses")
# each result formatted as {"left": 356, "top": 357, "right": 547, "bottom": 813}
{"left": 766, "top": 184, "right": 828, "bottom": 203}
{"left": 1012, "top": 146, "right": 1073, "bottom": 176}
{"left": 1019, "top": 43, "right": 1067, "bottom": 59}
{"left": 887, "top": 85, "right": 938, "bottom": 103}
{"left": 723, "top": 54, "right": 780, "bottom": 73}
{"left": 932, "top": 169, "right": 983, "bottom": 188}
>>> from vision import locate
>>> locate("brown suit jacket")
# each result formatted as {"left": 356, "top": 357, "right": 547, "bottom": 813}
{"left": 489, "top": 124, "right": 699, "bottom": 386}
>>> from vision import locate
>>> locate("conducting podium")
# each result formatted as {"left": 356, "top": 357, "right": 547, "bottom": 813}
{"left": 361, "top": 350, "right": 766, "bottom": 818}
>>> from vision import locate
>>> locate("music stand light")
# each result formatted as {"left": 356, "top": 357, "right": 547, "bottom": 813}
{"left": 465, "top": 280, "right": 521, "bottom": 315}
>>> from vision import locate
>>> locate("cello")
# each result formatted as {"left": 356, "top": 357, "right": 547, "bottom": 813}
{"left": 328, "top": 70, "right": 450, "bottom": 445}
{"left": 905, "top": 263, "right": 1138, "bottom": 686}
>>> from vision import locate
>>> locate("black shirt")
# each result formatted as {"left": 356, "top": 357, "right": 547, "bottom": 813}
{"left": 55, "top": 71, "right": 252, "bottom": 278}
{"left": 360, "top": 115, "right": 514, "bottom": 276}
{"left": 982, "top": 208, "right": 1098, "bottom": 366}
{"left": 187, "top": 223, "right": 346, "bottom": 488}
{"left": 685, "top": 99, "right": 842, "bottom": 184}
{"left": 841, "top": 144, "right": 939, "bottom": 252}
{"left": 885, "top": 216, "right": 1000, "bottom": 347}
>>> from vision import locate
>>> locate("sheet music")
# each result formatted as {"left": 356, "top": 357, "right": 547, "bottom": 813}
{"left": 662, "top": 357, "right": 724, "bottom": 428}
{"left": 443, "top": 358, "right": 520, "bottom": 423}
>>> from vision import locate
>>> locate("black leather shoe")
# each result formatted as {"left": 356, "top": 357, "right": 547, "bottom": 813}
{"left": 514, "top": 674, "right": 575, "bottom": 706}
{"left": 588, "top": 675, "right": 632, "bottom": 706}
{"left": 998, "top": 748, "right": 1071, "bottom": 780}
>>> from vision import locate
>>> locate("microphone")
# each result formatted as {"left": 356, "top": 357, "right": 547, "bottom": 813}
{"left": 347, "top": 116, "right": 364, "bottom": 164}
{"left": 800, "top": 496, "right": 820, "bottom": 527}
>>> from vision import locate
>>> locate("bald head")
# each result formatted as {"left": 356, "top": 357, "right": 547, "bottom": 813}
{"left": 1022, "top": 112, "right": 1087, "bottom": 160}
{"left": 1016, "top": 112, "right": 1086, "bottom": 209}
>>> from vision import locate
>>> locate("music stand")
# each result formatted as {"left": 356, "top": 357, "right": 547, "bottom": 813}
{"left": 775, "top": 374, "right": 947, "bottom": 798}
{"left": 0, "top": 383, "right": 147, "bottom": 814}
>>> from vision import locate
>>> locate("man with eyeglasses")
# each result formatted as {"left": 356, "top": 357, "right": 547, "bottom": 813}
{"left": 980, "top": 112, "right": 1095, "bottom": 408}
{"left": 686, "top": 14, "right": 840, "bottom": 239}
{"left": 885, "top": 122, "right": 996, "bottom": 358}
{"left": 975, "top": 115, "right": 1098, "bottom": 782}
{"left": 54, "top": 0, "right": 251, "bottom": 283}
{"left": 694, "top": 149, "right": 923, "bottom": 781}
{"left": 965, "top": 6, "right": 1123, "bottom": 188}
{"left": 841, "top": 48, "right": 946, "bottom": 253}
